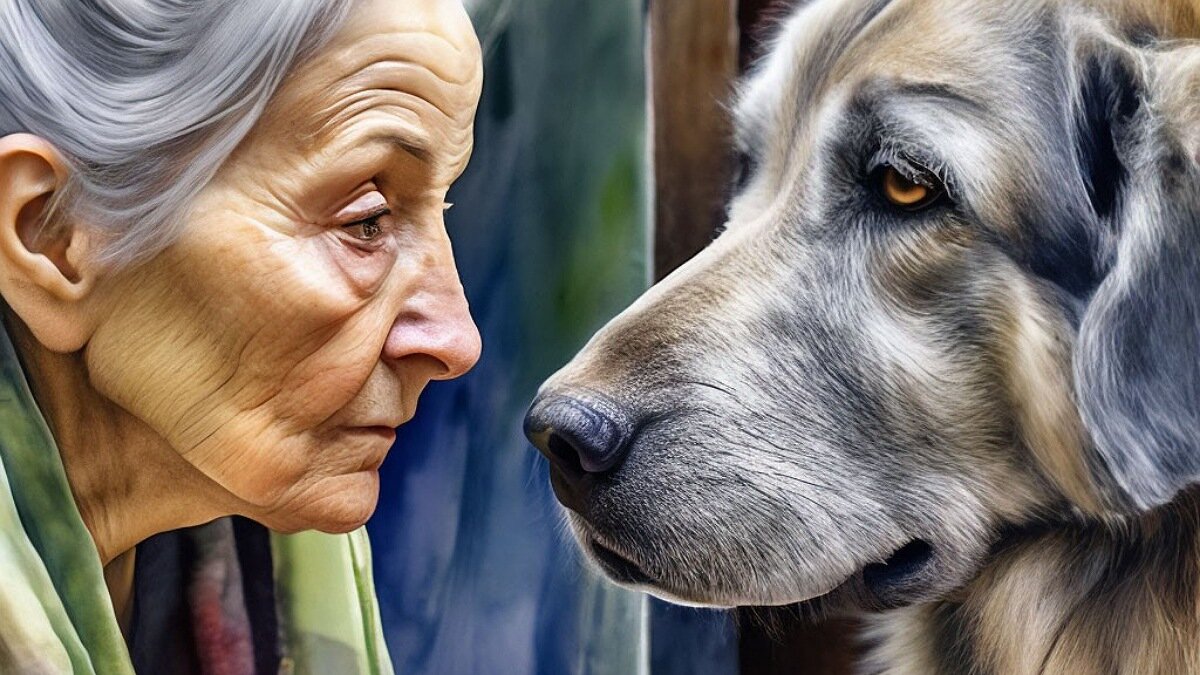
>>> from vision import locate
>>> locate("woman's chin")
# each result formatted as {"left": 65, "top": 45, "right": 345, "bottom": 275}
{"left": 259, "top": 470, "right": 382, "bottom": 534}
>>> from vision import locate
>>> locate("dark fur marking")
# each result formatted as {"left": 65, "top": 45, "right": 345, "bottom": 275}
{"left": 1074, "top": 55, "right": 1139, "bottom": 223}
{"left": 930, "top": 604, "right": 984, "bottom": 675}
{"left": 1015, "top": 202, "right": 1099, "bottom": 300}
{"left": 1007, "top": 45, "right": 1143, "bottom": 300}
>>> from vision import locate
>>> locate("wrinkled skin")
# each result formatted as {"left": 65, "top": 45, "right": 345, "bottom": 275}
{"left": 84, "top": 0, "right": 483, "bottom": 535}
{"left": 0, "top": 0, "right": 483, "bottom": 575}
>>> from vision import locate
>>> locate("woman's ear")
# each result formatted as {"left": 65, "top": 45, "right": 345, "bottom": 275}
{"left": 0, "top": 133, "right": 100, "bottom": 353}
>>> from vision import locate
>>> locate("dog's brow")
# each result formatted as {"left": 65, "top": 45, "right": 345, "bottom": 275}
{"left": 887, "top": 82, "right": 987, "bottom": 114}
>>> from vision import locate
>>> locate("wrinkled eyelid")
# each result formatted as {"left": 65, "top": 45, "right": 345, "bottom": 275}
{"left": 336, "top": 190, "right": 389, "bottom": 220}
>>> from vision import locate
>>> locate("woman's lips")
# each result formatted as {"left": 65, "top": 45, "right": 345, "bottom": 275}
{"left": 356, "top": 425, "right": 398, "bottom": 436}
{"left": 346, "top": 425, "right": 397, "bottom": 470}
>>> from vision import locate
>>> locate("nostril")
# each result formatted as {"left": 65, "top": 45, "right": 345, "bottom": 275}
{"left": 546, "top": 432, "right": 584, "bottom": 474}
{"left": 524, "top": 392, "right": 634, "bottom": 474}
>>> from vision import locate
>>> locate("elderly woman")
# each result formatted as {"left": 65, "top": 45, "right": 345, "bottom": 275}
{"left": 0, "top": 0, "right": 482, "bottom": 673}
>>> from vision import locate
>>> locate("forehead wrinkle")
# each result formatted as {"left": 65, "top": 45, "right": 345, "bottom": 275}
{"left": 304, "top": 45, "right": 479, "bottom": 140}
{"left": 256, "top": 7, "right": 481, "bottom": 154}
{"left": 350, "top": 31, "right": 480, "bottom": 86}
{"left": 303, "top": 67, "right": 478, "bottom": 185}
{"left": 314, "top": 90, "right": 468, "bottom": 152}
{"left": 316, "top": 58, "right": 475, "bottom": 127}
{"left": 317, "top": 109, "right": 473, "bottom": 188}
{"left": 316, "top": 126, "right": 432, "bottom": 180}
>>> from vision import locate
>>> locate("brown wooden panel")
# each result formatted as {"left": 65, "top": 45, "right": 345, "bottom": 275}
{"left": 649, "top": 0, "right": 739, "bottom": 280}
{"left": 738, "top": 613, "right": 860, "bottom": 675}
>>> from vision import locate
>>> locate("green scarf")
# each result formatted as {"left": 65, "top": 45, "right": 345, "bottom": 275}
{"left": 0, "top": 327, "right": 393, "bottom": 674}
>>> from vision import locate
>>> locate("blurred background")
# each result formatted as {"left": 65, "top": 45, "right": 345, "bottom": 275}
{"left": 365, "top": 0, "right": 851, "bottom": 673}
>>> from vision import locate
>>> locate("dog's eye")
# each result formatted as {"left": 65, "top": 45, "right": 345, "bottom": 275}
{"left": 878, "top": 164, "right": 944, "bottom": 211}
{"left": 731, "top": 149, "right": 757, "bottom": 193}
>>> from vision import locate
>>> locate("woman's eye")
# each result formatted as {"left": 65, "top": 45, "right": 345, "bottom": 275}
{"left": 878, "top": 164, "right": 944, "bottom": 211}
{"left": 342, "top": 212, "right": 388, "bottom": 241}
{"left": 334, "top": 188, "right": 391, "bottom": 243}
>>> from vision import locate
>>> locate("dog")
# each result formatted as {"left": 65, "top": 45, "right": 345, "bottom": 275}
{"left": 524, "top": 0, "right": 1200, "bottom": 672}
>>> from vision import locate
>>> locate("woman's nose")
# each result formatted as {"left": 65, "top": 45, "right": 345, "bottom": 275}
{"left": 383, "top": 257, "right": 482, "bottom": 380}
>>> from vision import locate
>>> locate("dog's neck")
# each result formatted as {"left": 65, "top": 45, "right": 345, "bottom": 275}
{"left": 863, "top": 490, "right": 1200, "bottom": 675}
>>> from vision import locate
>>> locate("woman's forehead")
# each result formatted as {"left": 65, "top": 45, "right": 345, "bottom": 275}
{"left": 246, "top": 0, "right": 482, "bottom": 186}
{"left": 337, "top": 0, "right": 479, "bottom": 55}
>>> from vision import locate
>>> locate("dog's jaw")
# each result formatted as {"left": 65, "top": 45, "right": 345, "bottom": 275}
{"left": 565, "top": 508, "right": 960, "bottom": 611}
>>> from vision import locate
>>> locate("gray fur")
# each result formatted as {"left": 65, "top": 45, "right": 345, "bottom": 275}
{"left": 532, "top": 0, "right": 1200, "bottom": 671}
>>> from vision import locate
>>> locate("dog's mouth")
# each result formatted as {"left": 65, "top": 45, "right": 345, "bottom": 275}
{"left": 582, "top": 530, "right": 939, "bottom": 610}
{"left": 588, "top": 538, "right": 657, "bottom": 586}
{"left": 859, "top": 538, "right": 936, "bottom": 608}
{"left": 765, "top": 537, "right": 940, "bottom": 612}
{"left": 734, "top": 537, "right": 940, "bottom": 612}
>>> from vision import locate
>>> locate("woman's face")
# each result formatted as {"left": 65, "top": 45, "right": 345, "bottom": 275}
{"left": 83, "top": 0, "right": 483, "bottom": 533}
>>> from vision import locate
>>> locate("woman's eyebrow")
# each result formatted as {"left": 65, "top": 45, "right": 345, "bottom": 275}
{"left": 365, "top": 130, "right": 433, "bottom": 163}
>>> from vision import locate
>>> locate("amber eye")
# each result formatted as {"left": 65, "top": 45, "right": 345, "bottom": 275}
{"left": 879, "top": 165, "right": 943, "bottom": 211}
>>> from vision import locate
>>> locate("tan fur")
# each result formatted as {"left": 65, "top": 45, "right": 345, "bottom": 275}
{"left": 866, "top": 491, "right": 1200, "bottom": 675}
{"left": 1155, "top": 45, "right": 1200, "bottom": 162}
{"left": 999, "top": 275, "right": 1104, "bottom": 516}
{"left": 1097, "top": 0, "right": 1200, "bottom": 37}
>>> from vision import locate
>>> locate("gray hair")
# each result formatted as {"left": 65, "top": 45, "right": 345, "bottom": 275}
{"left": 0, "top": 0, "right": 355, "bottom": 267}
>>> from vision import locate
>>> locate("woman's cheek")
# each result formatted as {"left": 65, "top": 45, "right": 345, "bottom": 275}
{"left": 85, "top": 229, "right": 391, "bottom": 455}
{"left": 208, "top": 234, "right": 399, "bottom": 425}
{"left": 268, "top": 318, "right": 391, "bottom": 418}
{"left": 316, "top": 231, "right": 400, "bottom": 299}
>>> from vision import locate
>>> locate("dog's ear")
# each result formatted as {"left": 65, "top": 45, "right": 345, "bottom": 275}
{"left": 1073, "top": 38, "right": 1200, "bottom": 511}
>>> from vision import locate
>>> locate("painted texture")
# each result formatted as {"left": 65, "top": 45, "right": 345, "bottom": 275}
{"left": 367, "top": 2, "right": 743, "bottom": 672}
{"left": 366, "top": 0, "right": 650, "bottom": 673}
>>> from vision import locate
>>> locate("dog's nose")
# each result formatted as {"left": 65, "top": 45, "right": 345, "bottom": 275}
{"left": 524, "top": 392, "right": 633, "bottom": 474}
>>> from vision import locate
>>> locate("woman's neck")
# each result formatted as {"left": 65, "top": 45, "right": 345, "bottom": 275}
{"left": 103, "top": 549, "right": 137, "bottom": 637}
{"left": 3, "top": 309, "right": 232, "bottom": 611}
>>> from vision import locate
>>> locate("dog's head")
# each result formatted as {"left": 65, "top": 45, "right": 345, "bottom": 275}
{"left": 525, "top": 0, "right": 1200, "bottom": 611}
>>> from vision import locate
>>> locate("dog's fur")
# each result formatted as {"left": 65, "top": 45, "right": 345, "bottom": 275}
{"left": 531, "top": 0, "right": 1200, "bottom": 672}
